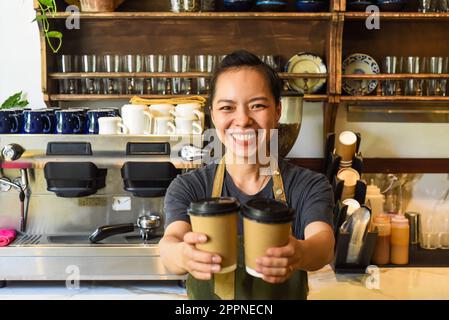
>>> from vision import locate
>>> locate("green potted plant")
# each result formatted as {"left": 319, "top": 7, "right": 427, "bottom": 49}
{"left": 1, "top": 92, "right": 29, "bottom": 110}
{"left": 34, "top": 0, "right": 63, "bottom": 53}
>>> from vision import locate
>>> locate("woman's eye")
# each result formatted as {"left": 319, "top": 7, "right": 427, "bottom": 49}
{"left": 219, "top": 106, "right": 233, "bottom": 111}
{"left": 250, "top": 104, "right": 267, "bottom": 110}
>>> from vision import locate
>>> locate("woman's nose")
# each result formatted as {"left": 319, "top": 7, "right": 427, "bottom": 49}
{"left": 233, "top": 107, "right": 253, "bottom": 127}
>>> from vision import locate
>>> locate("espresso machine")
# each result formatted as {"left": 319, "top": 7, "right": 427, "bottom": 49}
{"left": 0, "top": 134, "right": 203, "bottom": 285}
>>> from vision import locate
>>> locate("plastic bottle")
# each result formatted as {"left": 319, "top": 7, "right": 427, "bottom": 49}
{"left": 371, "top": 214, "right": 391, "bottom": 265}
{"left": 390, "top": 215, "right": 410, "bottom": 265}
{"left": 365, "top": 180, "right": 385, "bottom": 226}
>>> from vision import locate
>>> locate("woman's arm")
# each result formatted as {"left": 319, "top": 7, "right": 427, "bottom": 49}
{"left": 255, "top": 221, "right": 335, "bottom": 284}
{"left": 159, "top": 221, "right": 223, "bottom": 280}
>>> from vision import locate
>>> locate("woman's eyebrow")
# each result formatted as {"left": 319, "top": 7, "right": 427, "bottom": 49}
{"left": 248, "top": 96, "right": 270, "bottom": 103}
{"left": 216, "top": 99, "right": 235, "bottom": 104}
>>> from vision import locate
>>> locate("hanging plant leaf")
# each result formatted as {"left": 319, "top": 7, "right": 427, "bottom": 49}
{"left": 46, "top": 31, "right": 63, "bottom": 39}
{"left": 38, "top": 0, "right": 55, "bottom": 8}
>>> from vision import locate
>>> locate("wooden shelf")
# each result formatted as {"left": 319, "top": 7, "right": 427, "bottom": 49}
{"left": 48, "top": 72, "right": 328, "bottom": 79}
{"left": 344, "top": 12, "right": 449, "bottom": 20}
{"left": 47, "top": 94, "right": 328, "bottom": 102}
{"left": 42, "top": 12, "right": 333, "bottom": 20}
{"left": 341, "top": 96, "right": 449, "bottom": 102}
{"left": 342, "top": 74, "right": 449, "bottom": 80}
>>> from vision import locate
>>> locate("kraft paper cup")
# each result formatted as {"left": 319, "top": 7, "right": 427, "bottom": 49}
{"left": 337, "top": 168, "right": 360, "bottom": 200}
{"left": 188, "top": 197, "right": 239, "bottom": 274}
{"left": 335, "top": 131, "right": 357, "bottom": 162}
{"left": 241, "top": 199, "right": 294, "bottom": 278}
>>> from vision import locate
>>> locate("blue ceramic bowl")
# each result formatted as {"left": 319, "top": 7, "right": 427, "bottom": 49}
{"left": 347, "top": 0, "right": 374, "bottom": 11}
{"left": 295, "top": 1, "right": 328, "bottom": 12}
{"left": 376, "top": 0, "right": 406, "bottom": 12}
{"left": 223, "top": 0, "right": 255, "bottom": 11}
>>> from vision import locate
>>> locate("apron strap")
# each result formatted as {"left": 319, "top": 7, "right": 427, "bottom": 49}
{"left": 212, "top": 158, "right": 286, "bottom": 300}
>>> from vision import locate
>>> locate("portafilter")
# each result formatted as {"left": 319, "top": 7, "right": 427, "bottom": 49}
{"left": 89, "top": 214, "right": 161, "bottom": 243}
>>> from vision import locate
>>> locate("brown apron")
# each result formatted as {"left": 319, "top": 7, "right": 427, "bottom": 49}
{"left": 186, "top": 159, "right": 308, "bottom": 300}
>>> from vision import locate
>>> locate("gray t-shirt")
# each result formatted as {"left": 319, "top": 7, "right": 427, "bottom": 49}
{"left": 164, "top": 159, "right": 334, "bottom": 239}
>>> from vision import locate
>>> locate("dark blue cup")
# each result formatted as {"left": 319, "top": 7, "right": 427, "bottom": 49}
{"left": 87, "top": 109, "right": 116, "bottom": 134}
{"left": 223, "top": 0, "right": 255, "bottom": 11}
{"left": 46, "top": 108, "right": 60, "bottom": 133}
{"left": 23, "top": 110, "right": 52, "bottom": 134}
{"left": 70, "top": 109, "right": 88, "bottom": 133}
{"left": 55, "top": 110, "right": 84, "bottom": 134}
{"left": 10, "top": 108, "right": 25, "bottom": 133}
{"left": 0, "top": 110, "right": 21, "bottom": 134}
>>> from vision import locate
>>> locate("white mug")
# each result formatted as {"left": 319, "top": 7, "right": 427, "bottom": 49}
{"left": 175, "top": 115, "right": 203, "bottom": 134}
{"left": 171, "top": 103, "right": 204, "bottom": 127}
{"left": 121, "top": 104, "right": 152, "bottom": 135}
{"left": 98, "top": 117, "right": 128, "bottom": 135}
{"left": 153, "top": 116, "right": 176, "bottom": 135}
{"left": 149, "top": 104, "right": 175, "bottom": 117}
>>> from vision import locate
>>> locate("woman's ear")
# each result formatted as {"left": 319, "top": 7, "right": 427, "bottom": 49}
{"left": 275, "top": 102, "right": 282, "bottom": 125}
{"left": 210, "top": 105, "right": 215, "bottom": 124}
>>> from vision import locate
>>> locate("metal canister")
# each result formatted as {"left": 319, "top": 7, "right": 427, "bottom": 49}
{"left": 405, "top": 212, "right": 420, "bottom": 244}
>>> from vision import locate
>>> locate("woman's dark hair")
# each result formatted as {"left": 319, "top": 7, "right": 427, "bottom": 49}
{"left": 209, "top": 50, "right": 282, "bottom": 106}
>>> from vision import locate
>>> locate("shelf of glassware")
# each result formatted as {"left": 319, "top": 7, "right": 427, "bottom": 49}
{"left": 42, "top": 11, "right": 333, "bottom": 20}
{"left": 344, "top": 12, "right": 449, "bottom": 20}
{"left": 340, "top": 73, "right": 449, "bottom": 101}
{"left": 46, "top": 94, "right": 329, "bottom": 102}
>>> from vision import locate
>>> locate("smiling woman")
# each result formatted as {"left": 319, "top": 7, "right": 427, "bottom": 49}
{"left": 159, "top": 50, "right": 335, "bottom": 300}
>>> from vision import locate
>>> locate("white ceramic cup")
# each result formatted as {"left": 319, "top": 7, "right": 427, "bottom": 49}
{"left": 98, "top": 117, "right": 128, "bottom": 135}
{"left": 149, "top": 104, "right": 175, "bottom": 117}
{"left": 121, "top": 104, "right": 152, "bottom": 134}
{"left": 175, "top": 115, "right": 203, "bottom": 134}
{"left": 153, "top": 116, "right": 176, "bottom": 135}
{"left": 171, "top": 103, "right": 204, "bottom": 126}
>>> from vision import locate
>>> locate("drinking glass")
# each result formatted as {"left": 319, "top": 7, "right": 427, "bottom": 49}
{"left": 428, "top": 56, "right": 443, "bottom": 96}
{"left": 382, "top": 56, "right": 397, "bottom": 96}
{"left": 404, "top": 56, "right": 420, "bottom": 95}
{"left": 440, "top": 213, "right": 449, "bottom": 249}
{"left": 420, "top": 213, "right": 440, "bottom": 249}
{"left": 123, "top": 54, "right": 144, "bottom": 94}
{"left": 57, "top": 55, "right": 79, "bottom": 94}
{"left": 170, "top": 54, "right": 191, "bottom": 94}
{"left": 103, "top": 54, "right": 121, "bottom": 94}
{"left": 144, "top": 54, "right": 167, "bottom": 94}
{"left": 195, "top": 55, "right": 217, "bottom": 94}
{"left": 419, "top": 0, "right": 432, "bottom": 12}
{"left": 81, "top": 54, "right": 101, "bottom": 94}
{"left": 440, "top": 57, "right": 448, "bottom": 96}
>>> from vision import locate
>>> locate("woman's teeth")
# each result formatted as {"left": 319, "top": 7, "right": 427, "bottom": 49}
{"left": 232, "top": 133, "right": 255, "bottom": 141}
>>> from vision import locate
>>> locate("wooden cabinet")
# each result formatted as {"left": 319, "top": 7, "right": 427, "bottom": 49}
{"left": 35, "top": 0, "right": 449, "bottom": 173}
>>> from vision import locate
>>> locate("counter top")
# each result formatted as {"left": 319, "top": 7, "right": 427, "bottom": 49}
{"left": 308, "top": 265, "right": 449, "bottom": 300}
{"left": 2, "top": 266, "right": 449, "bottom": 300}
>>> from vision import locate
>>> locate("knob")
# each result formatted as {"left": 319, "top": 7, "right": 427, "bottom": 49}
{"left": 2, "top": 144, "right": 25, "bottom": 161}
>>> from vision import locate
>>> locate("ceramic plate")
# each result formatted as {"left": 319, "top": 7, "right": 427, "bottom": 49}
{"left": 342, "top": 53, "right": 380, "bottom": 96}
{"left": 285, "top": 53, "right": 327, "bottom": 94}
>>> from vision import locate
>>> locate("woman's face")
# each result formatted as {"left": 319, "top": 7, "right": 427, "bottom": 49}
{"left": 211, "top": 67, "right": 281, "bottom": 161}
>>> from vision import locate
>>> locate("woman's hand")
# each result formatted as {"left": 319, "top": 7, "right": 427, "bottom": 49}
{"left": 254, "top": 236, "right": 303, "bottom": 284}
{"left": 180, "top": 232, "right": 222, "bottom": 281}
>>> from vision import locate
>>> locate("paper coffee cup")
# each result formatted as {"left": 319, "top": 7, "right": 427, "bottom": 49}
{"left": 241, "top": 199, "right": 294, "bottom": 278}
{"left": 335, "top": 131, "right": 357, "bottom": 162}
{"left": 188, "top": 197, "right": 239, "bottom": 274}
{"left": 337, "top": 168, "right": 360, "bottom": 200}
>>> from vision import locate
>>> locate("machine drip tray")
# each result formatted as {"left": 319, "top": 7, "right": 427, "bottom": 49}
{"left": 46, "top": 234, "right": 162, "bottom": 245}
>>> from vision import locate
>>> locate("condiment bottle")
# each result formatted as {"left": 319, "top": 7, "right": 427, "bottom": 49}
{"left": 371, "top": 214, "right": 391, "bottom": 265}
{"left": 365, "top": 180, "right": 385, "bottom": 224}
{"left": 390, "top": 215, "right": 410, "bottom": 265}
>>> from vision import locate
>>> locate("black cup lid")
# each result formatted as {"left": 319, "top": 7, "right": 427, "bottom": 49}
{"left": 188, "top": 197, "right": 240, "bottom": 216}
{"left": 242, "top": 198, "right": 294, "bottom": 224}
